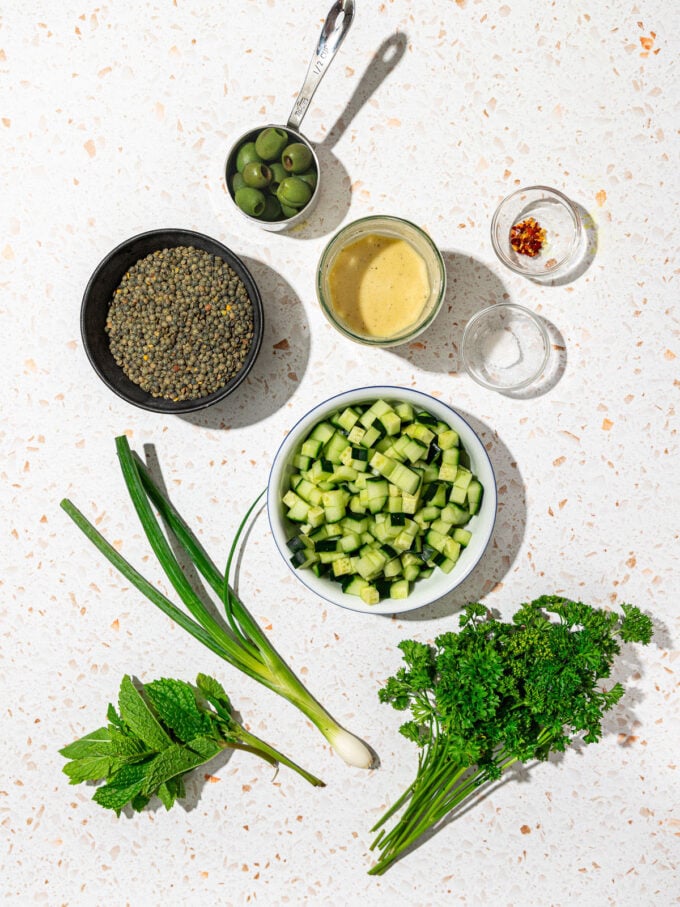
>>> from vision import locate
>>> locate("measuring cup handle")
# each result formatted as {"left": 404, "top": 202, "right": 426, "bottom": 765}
{"left": 287, "top": 0, "right": 355, "bottom": 133}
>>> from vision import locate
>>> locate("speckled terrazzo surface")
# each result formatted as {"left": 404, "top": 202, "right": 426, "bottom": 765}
{"left": 2, "top": 1, "right": 679, "bottom": 904}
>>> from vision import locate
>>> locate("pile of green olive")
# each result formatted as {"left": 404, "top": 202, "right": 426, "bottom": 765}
{"left": 230, "top": 127, "right": 318, "bottom": 222}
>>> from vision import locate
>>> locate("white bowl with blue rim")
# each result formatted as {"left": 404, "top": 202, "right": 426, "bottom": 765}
{"left": 267, "top": 386, "right": 497, "bottom": 615}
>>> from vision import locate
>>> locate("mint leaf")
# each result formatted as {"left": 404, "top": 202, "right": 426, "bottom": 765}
{"left": 130, "top": 793, "right": 151, "bottom": 813}
{"left": 107, "top": 703, "right": 126, "bottom": 731}
{"left": 118, "top": 675, "right": 173, "bottom": 752}
{"left": 196, "top": 672, "right": 235, "bottom": 725}
{"left": 145, "top": 678, "right": 211, "bottom": 743}
{"left": 92, "top": 762, "right": 150, "bottom": 814}
{"left": 156, "top": 781, "right": 176, "bottom": 811}
{"left": 187, "top": 734, "right": 223, "bottom": 760}
{"left": 59, "top": 727, "right": 112, "bottom": 760}
{"left": 108, "top": 726, "right": 148, "bottom": 757}
{"left": 196, "top": 673, "right": 232, "bottom": 711}
{"left": 63, "top": 755, "right": 115, "bottom": 784}
{"left": 141, "top": 741, "right": 219, "bottom": 796}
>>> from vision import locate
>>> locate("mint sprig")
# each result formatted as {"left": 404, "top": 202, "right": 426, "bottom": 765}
{"left": 61, "top": 673, "right": 324, "bottom": 815}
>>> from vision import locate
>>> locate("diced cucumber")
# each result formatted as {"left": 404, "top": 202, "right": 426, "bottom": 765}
{"left": 441, "top": 447, "right": 460, "bottom": 466}
{"left": 404, "top": 422, "right": 435, "bottom": 445}
{"left": 394, "top": 401, "right": 415, "bottom": 422}
{"left": 325, "top": 431, "right": 351, "bottom": 464}
{"left": 369, "top": 450, "right": 397, "bottom": 478}
{"left": 360, "top": 424, "right": 384, "bottom": 448}
{"left": 336, "top": 406, "right": 360, "bottom": 432}
{"left": 308, "top": 421, "right": 335, "bottom": 444}
{"left": 440, "top": 502, "right": 471, "bottom": 526}
{"left": 292, "top": 453, "right": 312, "bottom": 470}
{"left": 283, "top": 396, "right": 485, "bottom": 604}
{"left": 390, "top": 579, "right": 410, "bottom": 600}
{"left": 342, "top": 574, "right": 369, "bottom": 596}
{"left": 301, "top": 438, "right": 323, "bottom": 458}
{"left": 422, "top": 481, "right": 447, "bottom": 507}
{"left": 449, "top": 484, "right": 467, "bottom": 505}
{"left": 379, "top": 409, "right": 401, "bottom": 436}
{"left": 437, "top": 428, "right": 459, "bottom": 450}
{"left": 360, "top": 585, "right": 380, "bottom": 606}
{"left": 348, "top": 425, "right": 366, "bottom": 444}
{"left": 332, "top": 557, "right": 353, "bottom": 577}
{"left": 389, "top": 462, "right": 421, "bottom": 495}
{"left": 453, "top": 528, "right": 472, "bottom": 546}
{"left": 438, "top": 462, "right": 458, "bottom": 482}
{"left": 467, "top": 479, "right": 483, "bottom": 515}
{"left": 383, "top": 557, "right": 402, "bottom": 578}
{"left": 454, "top": 466, "right": 473, "bottom": 491}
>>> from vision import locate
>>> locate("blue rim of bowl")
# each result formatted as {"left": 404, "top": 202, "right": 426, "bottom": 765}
{"left": 266, "top": 385, "right": 497, "bottom": 614}
{"left": 461, "top": 303, "right": 550, "bottom": 392}
{"left": 80, "top": 228, "right": 264, "bottom": 414}
{"left": 316, "top": 216, "right": 447, "bottom": 347}
{"left": 490, "top": 185, "right": 581, "bottom": 276}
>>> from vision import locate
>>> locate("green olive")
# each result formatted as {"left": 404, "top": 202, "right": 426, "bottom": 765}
{"left": 277, "top": 176, "right": 313, "bottom": 209}
{"left": 260, "top": 195, "right": 283, "bottom": 222}
{"left": 235, "top": 186, "right": 266, "bottom": 218}
{"left": 231, "top": 171, "right": 246, "bottom": 193}
{"left": 235, "top": 141, "right": 263, "bottom": 172}
{"left": 280, "top": 203, "right": 298, "bottom": 219}
{"left": 242, "top": 161, "right": 272, "bottom": 189}
{"left": 297, "top": 168, "right": 317, "bottom": 190}
{"left": 267, "top": 162, "right": 287, "bottom": 195}
{"left": 255, "top": 126, "right": 289, "bottom": 161}
{"left": 282, "top": 142, "right": 313, "bottom": 173}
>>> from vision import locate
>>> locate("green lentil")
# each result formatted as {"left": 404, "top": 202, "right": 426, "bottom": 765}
{"left": 106, "top": 246, "right": 255, "bottom": 402}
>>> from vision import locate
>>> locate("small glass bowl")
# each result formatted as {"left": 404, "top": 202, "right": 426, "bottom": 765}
{"left": 490, "top": 186, "right": 582, "bottom": 278}
{"left": 316, "top": 215, "right": 446, "bottom": 347}
{"left": 461, "top": 303, "right": 550, "bottom": 392}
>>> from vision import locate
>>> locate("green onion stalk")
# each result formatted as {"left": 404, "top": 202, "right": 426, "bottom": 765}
{"left": 61, "top": 436, "right": 374, "bottom": 777}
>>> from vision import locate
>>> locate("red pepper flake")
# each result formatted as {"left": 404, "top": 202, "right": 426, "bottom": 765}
{"left": 510, "top": 217, "right": 547, "bottom": 257}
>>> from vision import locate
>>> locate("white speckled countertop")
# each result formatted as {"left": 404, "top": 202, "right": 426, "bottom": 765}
{"left": 2, "top": 1, "right": 679, "bottom": 904}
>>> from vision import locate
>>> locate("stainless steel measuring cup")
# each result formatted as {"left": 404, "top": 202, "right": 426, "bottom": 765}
{"left": 224, "top": 0, "right": 355, "bottom": 232}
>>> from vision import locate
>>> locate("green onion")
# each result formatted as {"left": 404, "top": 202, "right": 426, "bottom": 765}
{"left": 61, "top": 436, "right": 374, "bottom": 772}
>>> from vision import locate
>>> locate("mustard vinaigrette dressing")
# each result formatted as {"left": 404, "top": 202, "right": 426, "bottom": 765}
{"left": 327, "top": 234, "right": 430, "bottom": 338}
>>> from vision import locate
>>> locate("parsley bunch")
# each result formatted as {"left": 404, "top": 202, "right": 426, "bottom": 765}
{"left": 61, "top": 673, "right": 323, "bottom": 814}
{"left": 369, "top": 595, "right": 653, "bottom": 875}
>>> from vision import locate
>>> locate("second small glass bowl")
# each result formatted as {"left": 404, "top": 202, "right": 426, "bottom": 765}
{"left": 461, "top": 303, "right": 550, "bottom": 392}
{"left": 491, "top": 185, "right": 582, "bottom": 279}
{"left": 316, "top": 215, "right": 446, "bottom": 347}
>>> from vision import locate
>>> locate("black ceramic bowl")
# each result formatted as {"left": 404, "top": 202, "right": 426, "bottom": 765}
{"left": 80, "top": 228, "right": 264, "bottom": 413}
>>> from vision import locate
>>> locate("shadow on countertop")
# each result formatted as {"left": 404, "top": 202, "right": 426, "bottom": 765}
{"left": 389, "top": 250, "right": 568, "bottom": 396}
{"left": 395, "top": 410, "right": 527, "bottom": 622}
{"left": 179, "top": 256, "right": 310, "bottom": 430}
{"left": 387, "top": 251, "right": 511, "bottom": 375}
{"left": 529, "top": 200, "right": 598, "bottom": 287}
{"left": 290, "top": 32, "right": 409, "bottom": 241}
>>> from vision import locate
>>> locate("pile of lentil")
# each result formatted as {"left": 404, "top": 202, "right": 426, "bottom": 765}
{"left": 106, "top": 246, "right": 255, "bottom": 402}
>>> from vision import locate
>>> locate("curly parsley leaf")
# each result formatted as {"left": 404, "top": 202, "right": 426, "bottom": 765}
{"left": 369, "top": 596, "right": 654, "bottom": 875}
